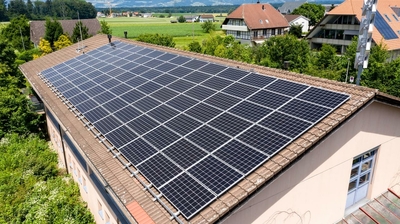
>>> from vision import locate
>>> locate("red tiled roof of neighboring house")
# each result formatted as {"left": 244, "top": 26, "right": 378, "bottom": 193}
{"left": 328, "top": 0, "right": 400, "bottom": 51}
{"left": 19, "top": 34, "right": 400, "bottom": 223}
{"left": 30, "top": 19, "right": 101, "bottom": 45}
{"left": 226, "top": 3, "right": 290, "bottom": 30}
{"left": 200, "top": 14, "right": 214, "bottom": 18}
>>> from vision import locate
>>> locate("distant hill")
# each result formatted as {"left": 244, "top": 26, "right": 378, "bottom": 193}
{"left": 93, "top": 0, "right": 343, "bottom": 10}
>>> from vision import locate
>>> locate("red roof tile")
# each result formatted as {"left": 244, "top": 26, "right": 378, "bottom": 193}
{"left": 226, "top": 3, "right": 290, "bottom": 29}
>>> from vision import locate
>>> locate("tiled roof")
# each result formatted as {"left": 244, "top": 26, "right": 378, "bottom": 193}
{"left": 328, "top": 0, "right": 400, "bottom": 51}
{"left": 284, "top": 14, "right": 309, "bottom": 23}
{"left": 30, "top": 19, "right": 101, "bottom": 45}
{"left": 338, "top": 184, "right": 400, "bottom": 223}
{"left": 226, "top": 3, "right": 290, "bottom": 30}
{"left": 277, "top": 0, "right": 307, "bottom": 14}
{"left": 20, "top": 34, "right": 398, "bottom": 223}
{"left": 200, "top": 14, "right": 214, "bottom": 18}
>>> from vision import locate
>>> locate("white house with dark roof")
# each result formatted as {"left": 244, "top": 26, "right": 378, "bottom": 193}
{"left": 221, "top": 3, "right": 290, "bottom": 45}
{"left": 306, "top": 0, "right": 400, "bottom": 59}
{"left": 19, "top": 34, "right": 400, "bottom": 224}
{"left": 199, "top": 14, "right": 214, "bottom": 22}
{"left": 284, "top": 14, "right": 310, "bottom": 33}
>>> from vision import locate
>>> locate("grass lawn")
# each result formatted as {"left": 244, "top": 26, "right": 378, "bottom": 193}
{"left": 100, "top": 16, "right": 225, "bottom": 49}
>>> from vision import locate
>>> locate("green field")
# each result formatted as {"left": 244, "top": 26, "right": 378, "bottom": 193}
{"left": 100, "top": 16, "right": 225, "bottom": 49}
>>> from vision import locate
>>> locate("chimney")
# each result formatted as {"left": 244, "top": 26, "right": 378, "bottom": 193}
{"left": 107, "top": 34, "right": 112, "bottom": 43}
{"left": 262, "top": 5, "right": 265, "bottom": 10}
{"left": 257, "top": 0, "right": 260, "bottom": 3}
{"left": 124, "top": 31, "right": 128, "bottom": 38}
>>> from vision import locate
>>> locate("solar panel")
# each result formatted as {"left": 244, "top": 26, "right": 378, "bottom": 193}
{"left": 39, "top": 41, "right": 349, "bottom": 219}
{"left": 375, "top": 11, "right": 399, "bottom": 40}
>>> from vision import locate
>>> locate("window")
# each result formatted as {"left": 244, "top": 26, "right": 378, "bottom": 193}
{"left": 98, "top": 200, "right": 104, "bottom": 220}
{"left": 278, "top": 29, "right": 282, "bottom": 35}
{"left": 346, "top": 148, "right": 377, "bottom": 208}
{"left": 73, "top": 161, "right": 77, "bottom": 176}
{"left": 68, "top": 154, "right": 72, "bottom": 168}
{"left": 83, "top": 176, "right": 88, "bottom": 193}
{"left": 78, "top": 169, "right": 82, "bottom": 184}
{"left": 236, "top": 31, "right": 240, "bottom": 37}
{"left": 105, "top": 212, "right": 111, "bottom": 224}
{"left": 393, "top": 14, "right": 399, "bottom": 21}
{"left": 271, "top": 29, "right": 275, "bottom": 36}
{"left": 384, "top": 14, "right": 392, "bottom": 22}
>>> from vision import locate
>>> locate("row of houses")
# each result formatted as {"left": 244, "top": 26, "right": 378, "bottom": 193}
{"left": 222, "top": 0, "right": 400, "bottom": 60}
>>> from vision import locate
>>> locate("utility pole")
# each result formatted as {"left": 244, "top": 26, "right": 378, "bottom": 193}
{"left": 354, "top": 0, "right": 377, "bottom": 85}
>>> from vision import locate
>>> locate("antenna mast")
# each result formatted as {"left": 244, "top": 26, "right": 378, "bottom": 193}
{"left": 78, "top": 11, "right": 84, "bottom": 53}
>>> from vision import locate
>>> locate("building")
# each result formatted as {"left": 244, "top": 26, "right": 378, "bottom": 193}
{"left": 277, "top": 0, "right": 307, "bottom": 15}
{"left": 221, "top": 3, "right": 290, "bottom": 45}
{"left": 306, "top": 0, "right": 400, "bottom": 59}
{"left": 284, "top": 14, "right": 310, "bottom": 33}
{"left": 142, "top": 13, "right": 152, "bottom": 18}
{"left": 184, "top": 15, "right": 198, "bottom": 22}
{"left": 30, "top": 19, "right": 101, "bottom": 47}
{"left": 199, "top": 14, "right": 214, "bottom": 22}
{"left": 20, "top": 34, "right": 400, "bottom": 224}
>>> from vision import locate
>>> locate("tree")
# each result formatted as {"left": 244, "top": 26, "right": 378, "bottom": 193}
{"left": 54, "top": 34, "right": 72, "bottom": 50}
{"left": 292, "top": 3, "right": 325, "bottom": 26}
{"left": 260, "top": 34, "right": 311, "bottom": 72}
{"left": 0, "top": 134, "right": 95, "bottom": 223}
{"left": 0, "top": 15, "right": 32, "bottom": 51}
{"left": 289, "top": 24, "right": 303, "bottom": 38}
{"left": 201, "top": 21, "right": 216, "bottom": 33}
{"left": 188, "top": 41, "right": 202, "bottom": 53}
{"left": 0, "top": 40, "right": 24, "bottom": 87}
{"left": 0, "top": 87, "right": 42, "bottom": 138}
{"left": 44, "top": 18, "right": 63, "bottom": 48}
{"left": 136, "top": 33, "right": 175, "bottom": 47}
{"left": 71, "top": 21, "right": 90, "bottom": 43}
{"left": 177, "top": 15, "right": 186, "bottom": 23}
{"left": 7, "top": 0, "right": 28, "bottom": 19}
{"left": 36, "top": 38, "right": 53, "bottom": 58}
{"left": 317, "top": 44, "right": 337, "bottom": 69}
{"left": 99, "top": 20, "right": 112, "bottom": 35}
{"left": 0, "top": 0, "right": 8, "bottom": 21}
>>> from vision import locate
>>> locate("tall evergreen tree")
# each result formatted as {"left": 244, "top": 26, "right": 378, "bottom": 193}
{"left": 71, "top": 21, "right": 90, "bottom": 43}
{"left": 0, "top": 15, "right": 32, "bottom": 51}
{"left": 44, "top": 18, "right": 63, "bottom": 48}
{"left": 0, "top": 0, "right": 7, "bottom": 21}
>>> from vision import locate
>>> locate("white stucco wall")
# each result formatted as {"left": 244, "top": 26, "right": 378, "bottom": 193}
{"left": 46, "top": 115, "right": 119, "bottom": 224}
{"left": 290, "top": 17, "right": 309, "bottom": 33}
{"left": 222, "top": 101, "right": 400, "bottom": 224}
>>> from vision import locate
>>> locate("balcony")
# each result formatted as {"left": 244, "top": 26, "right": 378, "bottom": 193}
{"left": 221, "top": 25, "right": 249, "bottom": 32}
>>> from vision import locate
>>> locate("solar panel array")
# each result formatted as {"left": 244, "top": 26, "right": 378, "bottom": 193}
{"left": 39, "top": 41, "right": 349, "bottom": 219}
{"left": 375, "top": 11, "right": 399, "bottom": 40}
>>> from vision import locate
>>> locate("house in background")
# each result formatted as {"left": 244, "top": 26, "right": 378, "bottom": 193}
{"left": 306, "top": 0, "right": 400, "bottom": 59}
{"left": 284, "top": 14, "right": 310, "bottom": 33}
{"left": 221, "top": 3, "right": 289, "bottom": 45}
{"left": 30, "top": 19, "right": 101, "bottom": 47}
{"left": 142, "top": 13, "right": 152, "bottom": 18}
{"left": 184, "top": 15, "right": 198, "bottom": 22}
{"left": 277, "top": 0, "right": 307, "bottom": 14}
{"left": 199, "top": 14, "right": 214, "bottom": 22}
